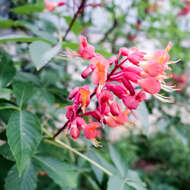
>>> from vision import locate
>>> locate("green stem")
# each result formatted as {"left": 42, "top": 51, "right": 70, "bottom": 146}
{"left": 42, "top": 128, "right": 113, "bottom": 176}
{"left": 55, "top": 138, "right": 113, "bottom": 176}
{"left": 0, "top": 106, "right": 20, "bottom": 111}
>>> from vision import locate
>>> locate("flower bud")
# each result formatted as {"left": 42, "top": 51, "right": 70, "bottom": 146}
{"left": 81, "top": 64, "right": 95, "bottom": 79}
{"left": 110, "top": 102, "right": 120, "bottom": 116}
{"left": 57, "top": 1, "right": 65, "bottom": 6}
{"left": 119, "top": 47, "right": 129, "bottom": 56}
{"left": 68, "top": 87, "right": 79, "bottom": 100}
{"left": 70, "top": 125, "right": 80, "bottom": 140}
{"left": 121, "top": 78, "right": 135, "bottom": 95}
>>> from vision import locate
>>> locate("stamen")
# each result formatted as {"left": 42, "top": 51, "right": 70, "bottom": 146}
{"left": 154, "top": 94, "right": 174, "bottom": 103}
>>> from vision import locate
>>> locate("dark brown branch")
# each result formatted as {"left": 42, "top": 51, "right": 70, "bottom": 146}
{"left": 53, "top": 121, "right": 69, "bottom": 139}
{"left": 63, "top": 0, "right": 87, "bottom": 41}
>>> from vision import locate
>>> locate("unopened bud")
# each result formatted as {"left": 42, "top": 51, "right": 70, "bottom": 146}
{"left": 110, "top": 102, "right": 120, "bottom": 116}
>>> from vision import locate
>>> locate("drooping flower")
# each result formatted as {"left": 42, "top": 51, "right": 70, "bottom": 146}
{"left": 68, "top": 86, "right": 90, "bottom": 113}
{"left": 84, "top": 122, "right": 101, "bottom": 139}
{"left": 138, "top": 42, "right": 178, "bottom": 100}
{"left": 122, "top": 90, "right": 146, "bottom": 109}
{"left": 70, "top": 117, "right": 87, "bottom": 140}
{"left": 105, "top": 83, "right": 127, "bottom": 99}
{"left": 106, "top": 110, "right": 129, "bottom": 128}
{"left": 91, "top": 55, "right": 109, "bottom": 93}
{"left": 78, "top": 36, "right": 96, "bottom": 59}
{"left": 138, "top": 77, "right": 161, "bottom": 94}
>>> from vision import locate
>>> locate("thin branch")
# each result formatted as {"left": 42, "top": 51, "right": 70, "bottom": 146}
{"left": 53, "top": 120, "right": 69, "bottom": 138}
{"left": 99, "top": 17, "right": 117, "bottom": 43}
{"left": 43, "top": 135, "right": 113, "bottom": 176}
{"left": 63, "top": 0, "right": 87, "bottom": 41}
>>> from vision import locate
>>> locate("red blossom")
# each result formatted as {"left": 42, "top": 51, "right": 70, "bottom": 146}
{"left": 65, "top": 36, "right": 178, "bottom": 143}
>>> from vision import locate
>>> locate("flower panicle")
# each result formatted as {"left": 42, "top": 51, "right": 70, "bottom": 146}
{"left": 64, "top": 36, "right": 179, "bottom": 144}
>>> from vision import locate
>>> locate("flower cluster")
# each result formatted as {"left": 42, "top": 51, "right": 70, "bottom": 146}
{"left": 66, "top": 35, "right": 178, "bottom": 145}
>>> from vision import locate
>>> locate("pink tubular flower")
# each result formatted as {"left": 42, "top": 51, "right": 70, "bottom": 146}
{"left": 91, "top": 55, "right": 109, "bottom": 93}
{"left": 70, "top": 117, "right": 87, "bottom": 140}
{"left": 121, "top": 78, "right": 135, "bottom": 95}
{"left": 106, "top": 110, "right": 129, "bottom": 128}
{"left": 119, "top": 47, "right": 129, "bottom": 57}
{"left": 65, "top": 105, "right": 76, "bottom": 121}
{"left": 78, "top": 36, "right": 95, "bottom": 59}
{"left": 127, "top": 47, "right": 146, "bottom": 66}
{"left": 141, "top": 60, "right": 165, "bottom": 77}
{"left": 122, "top": 91, "right": 146, "bottom": 110}
{"left": 62, "top": 35, "right": 178, "bottom": 143}
{"left": 105, "top": 83, "right": 127, "bottom": 99}
{"left": 44, "top": 0, "right": 65, "bottom": 11}
{"left": 138, "top": 77, "right": 161, "bottom": 94}
{"left": 81, "top": 64, "right": 95, "bottom": 79}
{"left": 84, "top": 122, "right": 101, "bottom": 139}
{"left": 138, "top": 42, "right": 177, "bottom": 97}
{"left": 171, "top": 74, "right": 188, "bottom": 92}
{"left": 118, "top": 47, "right": 145, "bottom": 66}
{"left": 69, "top": 86, "right": 90, "bottom": 113}
{"left": 110, "top": 102, "right": 121, "bottom": 116}
{"left": 70, "top": 120, "right": 80, "bottom": 140}
{"left": 143, "top": 42, "right": 171, "bottom": 67}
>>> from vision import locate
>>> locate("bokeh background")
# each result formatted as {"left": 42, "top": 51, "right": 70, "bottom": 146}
{"left": 0, "top": 0, "right": 190, "bottom": 190}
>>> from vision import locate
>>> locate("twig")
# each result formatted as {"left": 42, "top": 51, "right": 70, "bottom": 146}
{"left": 53, "top": 120, "right": 69, "bottom": 138}
{"left": 63, "top": 0, "right": 87, "bottom": 40}
{"left": 43, "top": 136, "right": 113, "bottom": 176}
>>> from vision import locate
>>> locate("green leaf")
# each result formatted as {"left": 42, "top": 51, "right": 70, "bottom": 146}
{"left": 20, "top": 22, "right": 57, "bottom": 44}
{"left": 0, "top": 102, "right": 19, "bottom": 111}
{"left": 87, "top": 150, "right": 116, "bottom": 183}
{"left": 0, "top": 88, "right": 12, "bottom": 100}
{"left": 64, "top": 16, "right": 83, "bottom": 35}
{"left": 0, "top": 19, "right": 24, "bottom": 29}
{"left": 36, "top": 139, "right": 66, "bottom": 162}
{"left": 125, "top": 170, "right": 147, "bottom": 190}
{"left": 14, "top": 72, "right": 40, "bottom": 86}
{"left": 11, "top": 4, "right": 44, "bottom": 15}
{"left": 29, "top": 41, "right": 61, "bottom": 70}
{"left": 96, "top": 49, "right": 112, "bottom": 58}
{"left": 108, "top": 145, "right": 127, "bottom": 177}
{"left": 13, "top": 82, "right": 36, "bottom": 107}
{"left": 0, "top": 35, "right": 53, "bottom": 44}
{"left": 134, "top": 102, "right": 149, "bottom": 134}
{"left": 33, "top": 155, "right": 77, "bottom": 188}
{"left": 107, "top": 172, "right": 147, "bottom": 190}
{"left": 7, "top": 110, "right": 42, "bottom": 175}
{"left": 0, "top": 143, "right": 15, "bottom": 161}
{"left": 4, "top": 164, "right": 37, "bottom": 190}
{"left": 0, "top": 48, "right": 16, "bottom": 87}
{"left": 0, "top": 19, "right": 14, "bottom": 29}
{"left": 107, "top": 175, "right": 128, "bottom": 190}
{"left": 62, "top": 42, "right": 79, "bottom": 51}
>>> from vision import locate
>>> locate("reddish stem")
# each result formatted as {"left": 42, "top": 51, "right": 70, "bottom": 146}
{"left": 53, "top": 56, "right": 127, "bottom": 138}
{"left": 63, "top": 0, "right": 87, "bottom": 40}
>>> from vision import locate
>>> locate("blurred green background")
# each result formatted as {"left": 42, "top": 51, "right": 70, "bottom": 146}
{"left": 0, "top": 0, "right": 190, "bottom": 190}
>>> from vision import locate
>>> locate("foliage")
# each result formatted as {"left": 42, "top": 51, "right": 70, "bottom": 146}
{"left": 0, "top": 0, "right": 189, "bottom": 190}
